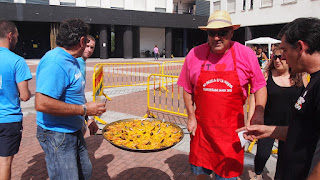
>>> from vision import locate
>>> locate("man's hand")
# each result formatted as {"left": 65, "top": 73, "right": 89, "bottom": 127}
{"left": 187, "top": 117, "right": 197, "bottom": 136}
{"left": 236, "top": 125, "right": 287, "bottom": 141}
{"left": 87, "top": 118, "right": 99, "bottom": 135}
{"left": 85, "top": 101, "right": 107, "bottom": 116}
{"left": 236, "top": 125, "right": 274, "bottom": 141}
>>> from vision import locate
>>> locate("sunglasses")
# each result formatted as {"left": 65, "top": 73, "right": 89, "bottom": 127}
{"left": 273, "top": 55, "right": 281, "bottom": 60}
{"left": 207, "top": 28, "right": 231, "bottom": 37}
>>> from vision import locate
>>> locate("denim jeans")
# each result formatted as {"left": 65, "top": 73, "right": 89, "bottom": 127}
{"left": 215, "top": 174, "right": 237, "bottom": 180}
{"left": 191, "top": 164, "right": 237, "bottom": 180}
{"left": 37, "top": 125, "right": 92, "bottom": 180}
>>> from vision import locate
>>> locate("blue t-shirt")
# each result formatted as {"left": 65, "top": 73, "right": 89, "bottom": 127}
{"left": 76, "top": 57, "right": 86, "bottom": 81}
{"left": 36, "top": 47, "right": 86, "bottom": 133}
{"left": 0, "top": 47, "right": 32, "bottom": 123}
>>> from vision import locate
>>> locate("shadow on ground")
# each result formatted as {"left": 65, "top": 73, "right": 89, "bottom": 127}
{"left": 87, "top": 135, "right": 114, "bottom": 179}
{"left": 240, "top": 152, "right": 273, "bottom": 180}
{"left": 113, "top": 167, "right": 170, "bottom": 180}
{"left": 21, "top": 152, "right": 48, "bottom": 180}
{"left": 21, "top": 134, "right": 114, "bottom": 180}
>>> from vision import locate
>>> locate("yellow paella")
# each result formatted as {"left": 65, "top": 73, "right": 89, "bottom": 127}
{"left": 103, "top": 119, "right": 183, "bottom": 151}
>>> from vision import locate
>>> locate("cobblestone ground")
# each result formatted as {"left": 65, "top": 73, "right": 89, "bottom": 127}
{"left": 14, "top": 58, "right": 277, "bottom": 180}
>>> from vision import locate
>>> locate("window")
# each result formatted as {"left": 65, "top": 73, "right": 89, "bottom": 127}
{"left": 261, "top": 0, "right": 272, "bottom": 7}
{"left": 26, "top": 0, "right": 49, "bottom": 5}
{"left": 0, "top": 0, "right": 13, "bottom": 2}
{"left": 60, "top": 0, "right": 75, "bottom": 6}
{"left": 227, "top": 0, "right": 236, "bottom": 13}
{"left": 250, "top": 0, "right": 253, "bottom": 9}
{"left": 282, "top": 0, "right": 297, "bottom": 4}
{"left": 243, "top": 0, "right": 246, "bottom": 10}
{"left": 213, "top": 1, "right": 221, "bottom": 11}
{"left": 155, "top": 8, "right": 166, "bottom": 13}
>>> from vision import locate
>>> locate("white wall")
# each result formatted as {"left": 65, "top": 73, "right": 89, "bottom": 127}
{"left": 76, "top": 0, "right": 86, "bottom": 7}
{"left": 15, "top": 0, "right": 26, "bottom": 3}
{"left": 87, "top": 0, "right": 101, "bottom": 7}
{"left": 140, "top": 27, "right": 165, "bottom": 56}
{"left": 101, "top": 0, "right": 111, "bottom": 8}
{"left": 110, "top": 0, "right": 124, "bottom": 8}
{"left": 166, "top": 0, "right": 173, "bottom": 13}
{"left": 47, "top": 0, "right": 176, "bottom": 13}
{"left": 132, "top": 0, "right": 146, "bottom": 11}
{"left": 146, "top": 0, "right": 156, "bottom": 11}
{"left": 49, "top": 0, "right": 60, "bottom": 5}
{"left": 211, "top": 0, "right": 320, "bottom": 27}
{"left": 156, "top": 0, "right": 166, "bottom": 8}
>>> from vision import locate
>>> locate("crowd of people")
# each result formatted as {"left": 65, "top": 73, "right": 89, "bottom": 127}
{"left": 1, "top": 10, "right": 320, "bottom": 180}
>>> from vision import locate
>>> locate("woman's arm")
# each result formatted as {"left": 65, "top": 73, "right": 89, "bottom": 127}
{"left": 262, "top": 52, "right": 268, "bottom": 60}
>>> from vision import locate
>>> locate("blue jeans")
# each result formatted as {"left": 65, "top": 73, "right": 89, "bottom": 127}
{"left": 155, "top": 53, "right": 159, "bottom": 60}
{"left": 191, "top": 164, "right": 237, "bottom": 180}
{"left": 37, "top": 125, "right": 92, "bottom": 180}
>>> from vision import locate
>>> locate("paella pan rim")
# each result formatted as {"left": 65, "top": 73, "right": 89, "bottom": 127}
{"left": 102, "top": 118, "right": 184, "bottom": 152}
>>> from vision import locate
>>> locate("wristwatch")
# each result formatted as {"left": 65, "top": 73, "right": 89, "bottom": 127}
{"left": 82, "top": 104, "right": 87, "bottom": 117}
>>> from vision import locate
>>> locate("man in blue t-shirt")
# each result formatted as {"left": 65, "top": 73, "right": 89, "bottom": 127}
{"left": 35, "top": 19, "right": 107, "bottom": 179}
{"left": 76, "top": 35, "right": 99, "bottom": 135}
{"left": 0, "top": 20, "right": 32, "bottom": 180}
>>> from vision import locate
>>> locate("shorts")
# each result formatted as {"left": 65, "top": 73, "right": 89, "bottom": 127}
{"left": 0, "top": 122, "right": 23, "bottom": 157}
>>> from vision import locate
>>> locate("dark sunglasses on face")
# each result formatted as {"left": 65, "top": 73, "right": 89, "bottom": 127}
{"left": 273, "top": 55, "right": 281, "bottom": 60}
{"left": 207, "top": 28, "right": 230, "bottom": 37}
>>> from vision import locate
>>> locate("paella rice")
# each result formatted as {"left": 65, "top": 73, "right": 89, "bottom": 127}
{"left": 104, "top": 120, "right": 183, "bottom": 150}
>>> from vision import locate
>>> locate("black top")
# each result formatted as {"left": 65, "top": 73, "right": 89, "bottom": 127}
{"left": 264, "top": 72, "right": 304, "bottom": 126}
{"left": 283, "top": 70, "right": 320, "bottom": 180}
{"left": 257, "top": 55, "right": 263, "bottom": 67}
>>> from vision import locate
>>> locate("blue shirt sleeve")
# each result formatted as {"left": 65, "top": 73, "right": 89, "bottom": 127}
{"left": 36, "top": 62, "right": 67, "bottom": 99}
{"left": 15, "top": 58, "right": 32, "bottom": 84}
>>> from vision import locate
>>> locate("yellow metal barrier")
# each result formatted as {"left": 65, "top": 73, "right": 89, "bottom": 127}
{"left": 93, "top": 62, "right": 161, "bottom": 88}
{"left": 161, "top": 60, "right": 184, "bottom": 91}
{"left": 92, "top": 65, "right": 109, "bottom": 124}
{"left": 144, "top": 74, "right": 187, "bottom": 118}
{"left": 161, "top": 60, "right": 184, "bottom": 76}
{"left": 93, "top": 62, "right": 161, "bottom": 100}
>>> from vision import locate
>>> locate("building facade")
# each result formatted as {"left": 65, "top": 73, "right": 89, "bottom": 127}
{"left": 0, "top": 0, "right": 208, "bottom": 59}
{"left": 0, "top": 0, "right": 319, "bottom": 59}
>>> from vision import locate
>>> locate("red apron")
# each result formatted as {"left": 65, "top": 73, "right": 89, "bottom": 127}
{"left": 189, "top": 46, "right": 245, "bottom": 178}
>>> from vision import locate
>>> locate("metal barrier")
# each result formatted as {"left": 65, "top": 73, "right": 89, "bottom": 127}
{"left": 92, "top": 65, "right": 109, "bottom": 124}
{"left": 160, "top": 60, "right": 184, "bottom": 91}
{"left": 93, "top": 62, "right": 161, "bottom": 100}
{"left": 161, "top": 60, "right": 184, "bottom": 76}
{"left": 144, "top": 74, "right": 187, "bottom": 118}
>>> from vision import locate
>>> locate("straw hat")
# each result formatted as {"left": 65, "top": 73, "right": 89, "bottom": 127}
{"left": 198, "top": 10, "right": 240, "bottom": 30}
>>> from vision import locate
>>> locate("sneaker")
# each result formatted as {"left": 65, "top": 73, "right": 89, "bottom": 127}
{"left": 250, "top": 174, "right": 263, "bottom": 180}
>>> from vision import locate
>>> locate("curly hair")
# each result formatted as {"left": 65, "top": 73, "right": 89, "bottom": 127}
{"left": 265, "top": 48, "right": 304, "bottom": 87}
{"left": 278, "top": 17, "right": 320, "bottom": 55}
{"left": 56, "top": 18, "right": 89, "bottom": 48}
{"left": 0, "top": 19, "right": 17, "bottom": 38}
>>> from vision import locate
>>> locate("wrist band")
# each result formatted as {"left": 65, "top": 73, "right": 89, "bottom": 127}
{"left": 82, "top": 104, "right": 87, "bottom": 117}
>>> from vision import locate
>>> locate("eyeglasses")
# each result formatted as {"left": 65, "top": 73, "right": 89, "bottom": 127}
{"left": 207, "top": 28, "right": 231, "bottom": 37}
{"left": 273, "top": 55, "right": 281, "bottom": 60}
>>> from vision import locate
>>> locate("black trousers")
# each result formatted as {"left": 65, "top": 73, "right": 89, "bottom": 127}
{"left": 254, "top": 137, "right": 285, "bottom": 180}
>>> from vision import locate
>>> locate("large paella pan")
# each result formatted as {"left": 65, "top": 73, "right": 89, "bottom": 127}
{"left": 102, "top": 118, "right": 184, "bottom": 152}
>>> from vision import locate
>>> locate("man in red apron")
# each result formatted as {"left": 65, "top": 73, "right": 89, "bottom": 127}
{"left": 177, "top": 10, "right": 267, "bottom": 180}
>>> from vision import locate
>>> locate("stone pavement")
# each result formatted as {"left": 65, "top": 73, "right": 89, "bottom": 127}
{"left": 14, "top": 57, "right": 278, "bottom": 180}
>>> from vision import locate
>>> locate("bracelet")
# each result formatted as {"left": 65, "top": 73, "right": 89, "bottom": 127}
{"left": 82, "top": 104, "right": 87, "bottom": 117}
